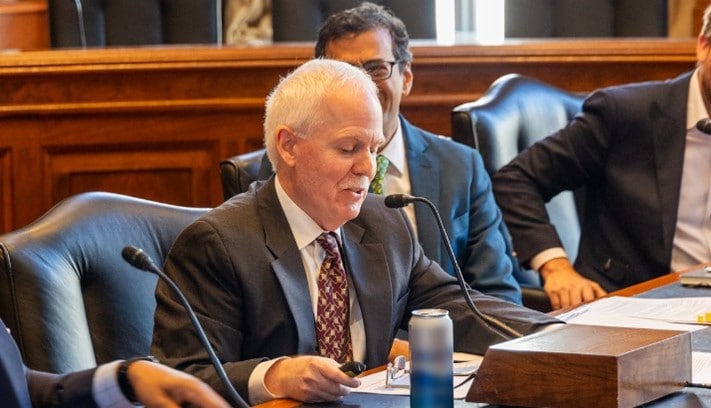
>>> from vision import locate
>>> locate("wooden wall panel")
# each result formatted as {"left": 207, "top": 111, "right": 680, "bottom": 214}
{"left": 44, "top": 141, "right": 216, "bottom": 206}
{"left": 0, "top": 40, "right": 698, "bottom": 233}
{"left": 0, "top": 0, "right": 48, "bottom": 51}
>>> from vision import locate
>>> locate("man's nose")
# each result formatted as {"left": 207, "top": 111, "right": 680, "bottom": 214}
{"left": 356, "top": 151, "right": 376, "bottom": 180}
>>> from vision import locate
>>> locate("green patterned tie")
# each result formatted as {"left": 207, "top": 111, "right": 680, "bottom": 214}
{"left": 369, "top": 154, "right": 389, "bottom": 195}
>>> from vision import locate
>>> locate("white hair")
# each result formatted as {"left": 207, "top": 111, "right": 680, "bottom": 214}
{"left": 263, "top": 58, "right": 379, "bottom": 172}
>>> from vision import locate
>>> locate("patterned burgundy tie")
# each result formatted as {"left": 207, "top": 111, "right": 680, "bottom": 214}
{"left": 315, "top": 232, "right": 353, "bottom": 362}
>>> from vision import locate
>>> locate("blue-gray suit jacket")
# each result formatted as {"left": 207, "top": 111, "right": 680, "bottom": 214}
{"left": 151, "top": 178, "right": 559, "bottom": 400}
{"left": 0, "top": 319, "right": 96, "bottom": 407}
{"left": 493, "top": 71, "right": 692, "bottom": 292}
{"left": 400, "top": 117, "right": 521, "bottom": 303}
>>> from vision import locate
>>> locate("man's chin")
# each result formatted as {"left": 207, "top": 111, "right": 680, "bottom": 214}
{"left": 339, "top": 203, "right": 364, "bottom": 221}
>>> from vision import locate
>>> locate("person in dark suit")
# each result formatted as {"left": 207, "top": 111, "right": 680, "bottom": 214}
{"left": 150, "top": 58, "right": 560, "bottom": 405}
{"left": 255, "top": 2, "right": 523, "bottom": 303}
{"left": 492, "top": 6, "right": 711, "bottom": 310}
{"left": 0, "top": 319, "right": 228, "bottom": 408}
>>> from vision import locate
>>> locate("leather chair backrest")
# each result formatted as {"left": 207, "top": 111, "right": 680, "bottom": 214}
{"left": 219, "top": 148, "right": 270, "bottom": 200}
{"left": 271, "top": 0, "right": 436, "bottom": 42}
{"left": 0, "top": 192, "right": 209, "bottom": 373}
{"left": 505, "top": 0, "right": 667, "bottom": 38}
{"left": 48, "top": 0, "right": 221, "bottom": 47}
{"left": 451, "top": 73, "right": 585, "bottom": 277}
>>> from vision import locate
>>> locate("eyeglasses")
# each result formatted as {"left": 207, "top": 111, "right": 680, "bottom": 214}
{"left": 385, "top": 355, "right": 410, "bottom": 388}
{"left": 385, "top": 354, "right": 476, "bottom": 390}
{"left": 356, "top": 60, "right": 399, "bottom": 81}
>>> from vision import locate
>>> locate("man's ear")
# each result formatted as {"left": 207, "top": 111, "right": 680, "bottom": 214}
{"left": 401, "top": 62, "right": 414, "bottom": 96}
{"left": 276, "top": 126, "right": 298, "bottom": 167}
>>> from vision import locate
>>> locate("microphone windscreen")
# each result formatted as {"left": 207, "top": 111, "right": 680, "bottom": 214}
{"left": 121, "top": 246, "right": 153, "bottom": 272}
{"left": 696, "top": 118, "right": 711, "bottom": 135}
{"left": 385, "top": 194, "right": 408, "bottom": 208}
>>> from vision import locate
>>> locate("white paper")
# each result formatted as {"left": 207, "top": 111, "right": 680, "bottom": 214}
{"left": 557, "top": 296, "right": 711, "bottom": 331}
{"left": 692, "top": 352, "right": 711, "bottom": 384}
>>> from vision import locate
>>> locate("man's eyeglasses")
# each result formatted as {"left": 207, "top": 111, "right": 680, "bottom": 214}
{"left": 356, "top": 60, "right": 399, "bottom": 81}
{"left": 385, "top": 355, "right": 410, "bottom": 388}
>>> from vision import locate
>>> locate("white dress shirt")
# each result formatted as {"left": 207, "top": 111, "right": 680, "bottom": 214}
{"left": 92, "top": 360, "right": 138, "bottom": 408}
{"left": 671, "top": 68, "right": 711, "bottom": 271}
{"left": 379, "top": 121, "right": 417, "bottom": 233}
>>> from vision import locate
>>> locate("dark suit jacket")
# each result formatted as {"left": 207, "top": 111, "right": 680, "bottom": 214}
{"left": 493, "top": 71, "right": 692, "bottom": 292}
{"left": 151, "top": 178, "right": 559, "bottom": 400}
{"left": 400, "top": 117, "right": 522, "bottom": 303}
{"left": 0, "top": 319, "right": 97, "bottom": 407}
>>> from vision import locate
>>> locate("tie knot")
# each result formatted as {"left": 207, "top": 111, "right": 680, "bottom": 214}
{"left": 376, "top": 154, "right": 389, "bottom": 168}
{"left": 316, "top": 232, "right": 339, "bottom": 254}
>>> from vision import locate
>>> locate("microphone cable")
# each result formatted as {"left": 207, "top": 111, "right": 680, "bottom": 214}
{"left": 385, "top": 194, "right": 523, "bottom": 340}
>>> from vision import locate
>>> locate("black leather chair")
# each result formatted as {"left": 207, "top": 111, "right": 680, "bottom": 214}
{"left": 219, "top": 148, "right": 270, "bottom": 200}
{"left": 451, "top": 73, "right": 586, "bottom": 312}
{"left": 0, "top": 192, "right": 209, "bottom": 373}
{"left": 271, "top": 0, "right": 436, "bottom": 42}
{"left": 48, "top": 0, "right": 222, "bottom": 48}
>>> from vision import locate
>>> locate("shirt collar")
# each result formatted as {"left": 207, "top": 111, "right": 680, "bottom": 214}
{"left": 687, "top": 68, "right": 708, "bottom": 130}
{"left": 274, "top": 175, "right": 342, "bottom": 250}
{"left": 379, "top": 119, "right": 406, "bottom": 176}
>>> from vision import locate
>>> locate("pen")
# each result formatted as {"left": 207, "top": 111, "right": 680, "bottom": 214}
{"left": 685, "top": 381, "right": 711, "bottom": 389}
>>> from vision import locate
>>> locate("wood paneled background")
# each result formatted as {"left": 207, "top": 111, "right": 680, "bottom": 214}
{"left": 0, "top": 39, "right": 697, "bottom": 232}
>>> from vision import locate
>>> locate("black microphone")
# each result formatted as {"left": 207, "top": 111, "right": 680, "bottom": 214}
{"left": 384, "top": 194, "right": 523, "bottom": 340}
{"left": 697, "top": 118, "right": 711, "bottom": 135}
{"left": 121, "top": 246, "right": 249, "bottom": 408}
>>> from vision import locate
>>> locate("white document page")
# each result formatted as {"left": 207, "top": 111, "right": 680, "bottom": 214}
{"left": 557, "top": 296, "right": 711, "bottom": 331}
{"left": 692, "top": 352, "right": 711, "bottom": 385}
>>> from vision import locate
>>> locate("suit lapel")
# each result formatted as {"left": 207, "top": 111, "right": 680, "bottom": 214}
{"left": 401, "top": 117, "right": 442, "bottom": 264}
{"left": 257, "top": 180, "right": 318, "bottom": 355}
{"left": 341, "top": 221, "right": 393, "bottom": 365}
{"left": 651, "top": 74, "right": 690, "bottom": 260}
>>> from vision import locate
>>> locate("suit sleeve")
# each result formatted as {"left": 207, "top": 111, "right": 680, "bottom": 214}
{"left": 492, "top": 90, "right": 614, "bottom": 265}
{"left": 27, "top": 368, "right": 97, "bottom": 407}
{"left": 151, "top": 219, "right": 264, "bottom": 401}
{"left": 392, "top": 200, "right": 562, "bottom": 355}
{"left": 459, "top": 149, "right": 522, "bottom": 303}
{"left": 405, "top": 252, "right": 562, "bottom": 354}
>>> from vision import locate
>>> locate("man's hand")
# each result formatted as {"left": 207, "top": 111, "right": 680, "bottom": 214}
{"left": 540, "top": 258, "right": 607, "bottom": 310}
{"left": 128, "top": 360, "right": 230, "bottom": 408}
{"left": 264, "top": 356, "right": 361, "bottom": 403}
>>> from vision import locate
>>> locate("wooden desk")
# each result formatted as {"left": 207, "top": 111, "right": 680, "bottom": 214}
{"left": 257, "top": 267, "right": 711, "bottom": 407}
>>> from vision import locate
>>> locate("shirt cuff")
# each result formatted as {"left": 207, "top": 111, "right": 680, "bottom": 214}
{"left": 530, "top": 247, "right": 568, "bottom": 272}
{"left": 248, "top": 357, "right": 289, "bottom": 405}
{"left": 92, "top": 360, "right": 136, "bottom": 408}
